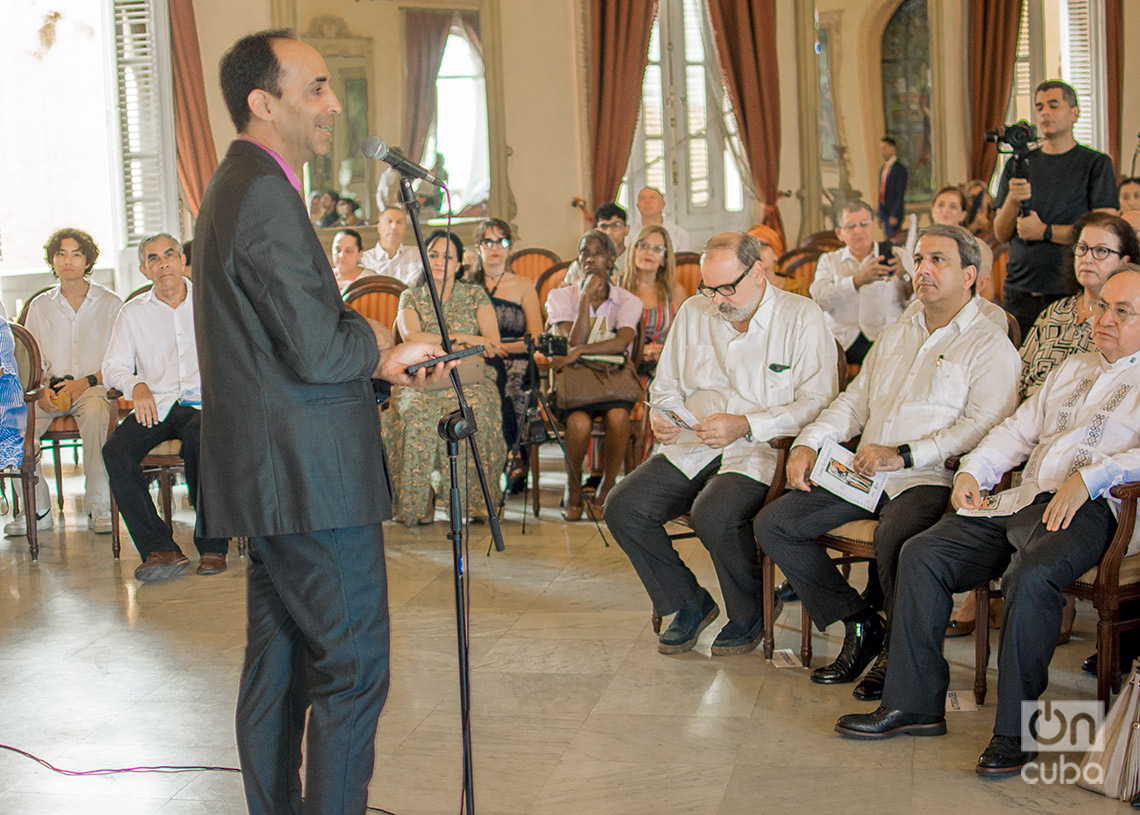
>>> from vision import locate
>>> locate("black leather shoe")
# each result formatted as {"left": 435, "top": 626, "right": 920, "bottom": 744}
{"left": 1131, "top": 788, "right": 1140, "bottom": 808}
{"left": 811, "top": 614, "right": 886, "bottom": 684}
{"left": 835, "top": 705, "right": 946, "bottom": 740}
{"left": 976, "top": 734, "right": 1036, "bottom": 777}
{"left": 710, "top": 601, "right": 782, "bottom": 656}
{"left": 774, "top": 579, "right": 799, "bottom": 604}
{"left": 852, "top": 648, "right": 889, "bottom": 701}
{"left": 658, "top": 590, "right": 719, "bottom": 654}
{"left": 1082, "top": 652, "right": 1097, "bottom": 674}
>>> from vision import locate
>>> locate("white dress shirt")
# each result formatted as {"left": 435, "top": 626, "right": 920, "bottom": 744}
{"left": 359, "top": 244, "right": 424, "bottom": 285}
{"left": 900, "top": 291, "right": 1007, "bottom": 333}
{"left": 24, "top": 281, "right": 123, "bottom": 380}
{"left": 962, "top": 350, "right": 1140, "bottom": 552}
{"left": 810, "top": 245, "right": 915, "bottom": 348}
{"left": 102, "top": 281, "right": 201, "bottom": 420}
{"left": 650, "top": 284, "right": 839, "bottom": 483}
{"left": 795, "top": 298, "right": 1021, "bottom": 497}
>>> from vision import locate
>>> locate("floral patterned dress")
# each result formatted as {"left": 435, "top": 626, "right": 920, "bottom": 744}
{"left": 383, "top": 282, "right": 506, "bottom": 524}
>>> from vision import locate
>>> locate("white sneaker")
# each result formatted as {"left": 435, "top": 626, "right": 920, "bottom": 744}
{"left": 88, "top": 511, "right": 114, "bottom": 535}
{"left": 4, "top": 510, "right": 54, "bottom": 537}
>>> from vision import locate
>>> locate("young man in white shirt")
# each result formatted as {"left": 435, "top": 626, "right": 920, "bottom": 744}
{"left": 7, "top": 228, "right": 122, "bottom": 537}
{"left": 101, "top": 233, "right": 228, "bottom": 581}
{"left": 811, "top": 200, "right": 915, "bottom": 365}
{"left": 605, "top": 233, "right": 838, "bottom": 655}
{"left": 359, "top": 206, "right": 423, "bottom": 285}
{"left": 754, "top": 225, "right": 1021, "bottom": 700}
{"left": 835, "top": 265, "right": 1140, "bottom": 777}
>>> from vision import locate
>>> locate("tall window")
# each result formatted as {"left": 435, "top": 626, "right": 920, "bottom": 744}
{"left": 621, "top": 0, "right": 749, "bottom": 244}
{"left": 880, "top": 0, "right": 933, "bottom": 203}
{"left": 422, "top": 28, "right": 488, "bottom": 213}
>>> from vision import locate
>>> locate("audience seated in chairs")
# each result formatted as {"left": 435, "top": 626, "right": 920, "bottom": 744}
{"left": 382, "top": 230, "right": 506, "bottom": 526}
{"left": 360, "top": 206, "right": 421, "bottom": 285}
{"left": 564, "top": 202, "right": 631, "bottom": 286}
{"left": 835, "top": 265, "right": 1140, "bottom": 778}
{"left": 618, "top": 224, "right": 685, "bottom": 380}
{"left": 917, "top": 186, "right": 997, "bottom": 304}
{"left": 331, "top": 228, "right": 375, "bottom": 291}
{"left": 544, "top": 230, "right": 642, "bottom": 521}
{"left": 753, "top": 225, "right": 1021, "bottom": 702}
{"left": 101, "top": 233, "right": 228, "bottom": 581}
{"left": 465, "top": 217, "right": 542, "bottom": 495}
{"left": 7, "top": 228, "right": 122, "bottom": 537}
{"left": 605, "top": 232, "right": 837, "bottom": 656}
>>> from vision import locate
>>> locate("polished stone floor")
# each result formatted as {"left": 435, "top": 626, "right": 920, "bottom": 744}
{"left": 0, "top": 456, "right": 1121, "bottom": 814}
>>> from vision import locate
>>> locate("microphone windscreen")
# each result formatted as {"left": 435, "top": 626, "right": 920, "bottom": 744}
{"left": 361, "top": 135, "right": 387, "bottom": 160}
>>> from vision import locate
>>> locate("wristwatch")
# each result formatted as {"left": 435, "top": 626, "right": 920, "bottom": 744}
{"left": 1043, "top": 224, "right": 1053, "bottom": 242}
{"left": 86, "top": 374, "right": 98, "bottom": 387}
{"left": 744, "top": 429, "right": 755, "bottom": 443}
{"left": 897, "top": 443, "right": 913, "bottom": 469}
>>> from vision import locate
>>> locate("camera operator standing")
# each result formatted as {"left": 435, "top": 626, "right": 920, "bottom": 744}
{"left": 994, "top": 80, "right": 1119, "bottom": 337}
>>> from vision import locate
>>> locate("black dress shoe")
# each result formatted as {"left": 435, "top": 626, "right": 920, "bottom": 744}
{"left": 976, "top": 734, "right": 1036, "bottom": 777}
{"left": 835, "top": 705, "right": 946, "bottom": 740}
{"left": 774, "top": 579, "right": 799, "bottom": 604}
{"left": 1131, "top": 788, "right": 1140, "bottom": 808}
{"left": 658, "top": 589, "right": 719, "bottom": 654}
{"left": 1082, "top": 653, "right": 1097, "bottom": 674}
{"left": 811, "top": 614, "right": 886, "bottom": 684}
{"left": 710, "top": 601, "right": 782, "bottom": 656}
{"left": 852, "top": 649, "right": 889, "bottom": 701}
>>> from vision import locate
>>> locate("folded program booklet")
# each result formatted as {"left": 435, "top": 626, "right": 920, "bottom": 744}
{"left": 809, "top": 438, "right": 888, "bottom": 512}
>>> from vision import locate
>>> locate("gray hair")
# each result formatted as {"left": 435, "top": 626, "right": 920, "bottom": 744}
{"left": 917, "top": 224, "right": 980, "bottom": 272}
{"left": 702, "top": 232, "right": 765, "bottom": 272}
{"left": 137, "top": 232, "right": 183, "bottom": 266}
{"left": 578, "top": 229, "right": 617, "bottom": 259}
{"left": 1105, "top": 262, "right": 1140, "bottom": 285}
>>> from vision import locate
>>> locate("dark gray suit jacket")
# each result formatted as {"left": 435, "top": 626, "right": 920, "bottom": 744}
{"left": 194, "top": 139, "right": 390, "bottom": 538}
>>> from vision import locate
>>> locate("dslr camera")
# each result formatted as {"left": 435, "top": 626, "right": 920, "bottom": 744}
{"left": 534, "top": 333, "right": 568, "bottom": 357}
{"left": 985, "top": 120, "right": 1038, "bottom": 214}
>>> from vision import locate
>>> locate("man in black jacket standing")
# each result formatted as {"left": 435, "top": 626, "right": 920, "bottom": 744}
{"left": 194, "top": 30, "right": 449, "bottom": 814}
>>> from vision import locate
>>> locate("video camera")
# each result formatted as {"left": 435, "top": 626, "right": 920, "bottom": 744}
{"left": 985, "top": 120, "right": 1039, "bottom": 216}
{"left": 534, "top": 333, "right": 568, "bottom": 358}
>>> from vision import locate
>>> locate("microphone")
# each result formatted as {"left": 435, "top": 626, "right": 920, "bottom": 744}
{"left": 361, "top": 136, "right": 445, "bottom": 188}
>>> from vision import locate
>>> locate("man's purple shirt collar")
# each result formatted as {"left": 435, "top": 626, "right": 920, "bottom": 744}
{"left": 238, "top": 137, "right": 302, "bottom": 193}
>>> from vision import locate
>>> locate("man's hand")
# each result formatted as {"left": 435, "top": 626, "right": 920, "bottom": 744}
{"left": 366, "top": 318, "right": 395, "bottom": 352}
{"left": 853, "top": 255, "right": 897, "bottom": 289}
{"left": 1042, "top": 472, "right": 1091, "bottom": 532}
{"left": 1016, "top": 210, "right": 1047, "bottom": 242}
{"left": 550, "top": 347, "right": 583, "bottom": 371}
{"left": 37, "top": 389, "right": 58, "bottom": 413}
{"left": 377, "top": 342, "right": 456, "bottom": 387}
{"left": 1006, "top": 178, "right": 1032, "bottom": 203}
{"left": 132, "top": 383, "right": 159, "bottom": 428}
{"left": 951, "top": 472, "right": 984, "bottom": 511}
{"left": 693, "top": 413, "right": 749, "bottom": 449}
{"left": 650, "top": 411, "right": 681, "bottom": 444}
{"left": 852, "top": 443, "right": 904, "bottom": 476}
{"left": 58, "top": 377, "right": 90, "bottom": 404}
{"left": 786, "top": 445, "right": 818, "bottom": 491}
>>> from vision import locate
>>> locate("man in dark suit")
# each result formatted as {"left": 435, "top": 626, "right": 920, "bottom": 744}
{"left": 194, "top": 30, "right": 450, "bottom": 814}
{"left": 877, "top": 137, "right": 907, "bottom": 238}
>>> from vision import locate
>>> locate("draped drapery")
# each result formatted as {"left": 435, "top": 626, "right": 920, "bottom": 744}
{"left": 1106, "top": 0, "right": 1122, "bottom": 177}
{"left": 967, "top": 0, "right": 1023, "bottom": 183}
{"left": 169, "top": 0, "right": 217, "bottom": 216}
{"left": 403, "top": 11, "right": 453, "bottom": 164}
{"left": 706, "top": 0, "right": 783, "bottom": 241}
{"left": 588, "top": 0, "right": 659, "bottom": 209}
{"left": 459, "top": 11, "right": 482, "bottom": 59}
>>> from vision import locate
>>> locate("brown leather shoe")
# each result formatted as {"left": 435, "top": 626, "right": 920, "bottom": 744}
{"left": 197, "top": 553, "right": 228, "bottom": 576}
{"left": 134, "top": 550, "right": 189, "bottom": 582}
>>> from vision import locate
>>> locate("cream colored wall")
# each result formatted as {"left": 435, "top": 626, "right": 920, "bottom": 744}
{"left": 1121, "top": 3, "right": 1140, "bottom": 180}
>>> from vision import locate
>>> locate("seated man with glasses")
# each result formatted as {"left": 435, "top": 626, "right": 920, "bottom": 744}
{"left": 811, "top": 200, "right": 915, "bottom": 366}
{"left": 835, "top": 263, "right": 1140, "bottom": 777}
{"left": 563, "top": 202, "right": 630, "bottom": 286}
{"left": 754, "top": 225, "right": 1020, "bottom": 700}
{"left": 605, "top": 232, "right": 838, "bottom": 655}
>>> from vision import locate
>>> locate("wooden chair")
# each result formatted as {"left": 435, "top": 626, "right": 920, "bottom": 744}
{"left": 343, "top": 275, "right": 407, "bottom": 327}
{"left": 508, "top": 248, "right": 561, "bottom": 283}
{"left": 2, "top": 325, "right": 47, "bottom": 560}
{"left": 104, "top": 389, "right": 183, "bottom": 560}
{"left": 535, "top": 261, "right": 572, "bottom": 323}
{"left": 988, "top": 245, "right": 1009, "bottom": 306}
{"left": 973, "top": 480, "right": 1140, "bottom": 706}
{"left": 674, "top": 252, "right": 702, "bottom": 299}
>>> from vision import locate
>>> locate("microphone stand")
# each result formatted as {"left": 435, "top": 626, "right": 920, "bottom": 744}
{"left": 397, "top": 174, "right": 504, "bottom": 815}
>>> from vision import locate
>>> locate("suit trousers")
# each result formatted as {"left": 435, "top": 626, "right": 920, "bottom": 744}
{"left": 102, "top": 403, "right": 228, "bottom": 560}
{"left": 882, "top": 493, "right": 1113, "bottom": 736}
{"left": 33, "top": 386, "right": 112, "bottom": 515}
{"left": 237, "top": 524, "right": 390, "bottom": 815}
{"left": 753, "top": 484, "right": 950, "bottom": 633}
{"left": 605, "top": 454, "right": 770, "bottom": 622}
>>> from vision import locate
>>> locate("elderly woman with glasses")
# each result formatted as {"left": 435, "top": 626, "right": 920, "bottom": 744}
{"left": 619, "top": 225, "right": 685, "bottom": 377}
{"left": 545, "top": 230, "right": 644, "bottom": 520}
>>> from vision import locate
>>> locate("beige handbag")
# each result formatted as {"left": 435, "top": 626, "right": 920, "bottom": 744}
{"left": 1080, "top": 658, "right": 1140, "bottom": 799}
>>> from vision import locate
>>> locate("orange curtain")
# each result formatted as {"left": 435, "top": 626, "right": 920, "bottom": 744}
{"left": 967, "top": 0, "right": 1023, "bottom": 183}
{"left": 706, "top": 0, "right": 783, "bottom": 242}
{"left": 169, "top": 0, "right": 217, "bottom": 217}
{"left": 1106, "top": 0, "right": 1122, "bottom": 177}
{"left": 403, "top": 11, "right": 453, "bottom": 164}
{"left": 588, "top": 1, "right": 658, "bottom": 209}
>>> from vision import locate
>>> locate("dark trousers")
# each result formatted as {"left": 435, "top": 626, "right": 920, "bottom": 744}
{"left": 102, "top": 404, "right": 227, "bottom": 561}
{"left": 1003, "top": 288, "right": 1067, "bottom": 342}
{"left": 753, "top": 484, "right": 950, "bottom": 633}
{"left": 882, "top": 494, "right": 1113, "bottom": 736}
{"left": 845, "top": 332, "right": 874, "bottom": 367}
{"left": 605, "top": 454, "right": 770, "bottom": 622}
{"left": 237, "top": 524, "right": 390, "bottom": 815}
